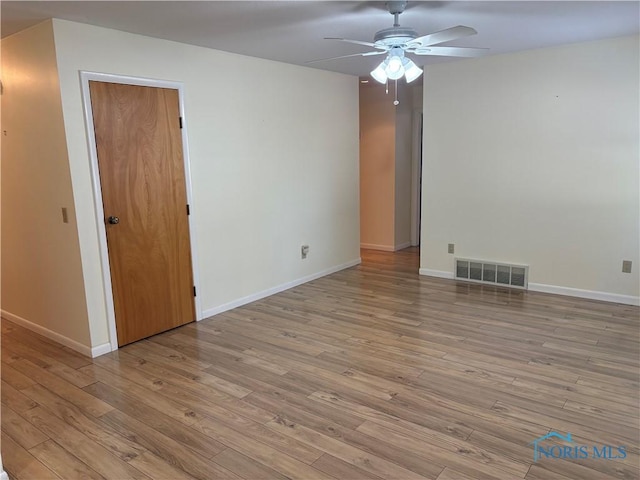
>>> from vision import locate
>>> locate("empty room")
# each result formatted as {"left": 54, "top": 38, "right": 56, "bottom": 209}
{"left": 1, "top": 1, "right": 638, "bottom": 479}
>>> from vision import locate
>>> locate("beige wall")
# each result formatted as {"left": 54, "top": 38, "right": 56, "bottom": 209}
{"left": 50, "top": 19, "right": 360, "bottom": 350}
{"left": 1, "top": 21, "right": 91, "bottom": 348}
{"left": 359, "top": 83, "right": 396, "bottom": 249}
{"left": 420, "top": 35, "right": 640, "bottom": 302}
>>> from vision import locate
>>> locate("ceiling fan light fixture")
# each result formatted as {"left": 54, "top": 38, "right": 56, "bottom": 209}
{"left": 370, "top": 61, "right": 388, "bottom": 83}
{"left": 403, "top": 58, "right": 422, "bottom": 83}
{"left": 317, "top": 3, "right": 484, "bottom": 88}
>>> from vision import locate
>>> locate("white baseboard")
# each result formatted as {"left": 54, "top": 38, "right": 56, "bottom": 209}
{"left": 91, "top": 342, "right": 114, "bottom": 358}
{"left": 361, "top": 243, "right": 412, "bottom": 252}
{"left": 528, "top": 283, "right": 639, "bottom": 306}
{"left": 202, "top": 258, "right": 362, "bottom": 319}
{"left": 419, "top": 268, "right": 454, "bottom": 279}
{"left": 360, "top": 243, "right": 394, "bottom": 252}
{"left": 0, "top": 309, "right": 100, "bottom": 357}
{"left": 417, "top": 270, "right": 639, "bottom": 306}
{"left": 0, "top": 454, "right": 7, "bottom": 480}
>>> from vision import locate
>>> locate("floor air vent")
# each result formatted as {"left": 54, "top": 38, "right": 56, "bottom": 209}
{"left": 455, "top": 258, "right": 528, "bottom": 289}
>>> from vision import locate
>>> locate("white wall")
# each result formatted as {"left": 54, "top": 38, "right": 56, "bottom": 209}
{"left": 50, "top": 19, "right": 360, "bottom": 350}
{"left": 421, "top": 35, "right": 639, "bottom": 303}
{"left": 1, "top": 21, "right": 92, "bottom": 349}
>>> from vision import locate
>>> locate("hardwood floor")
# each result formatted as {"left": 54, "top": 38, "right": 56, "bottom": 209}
{"left": 2, "top": 248, "right": 638, "bottom": 479}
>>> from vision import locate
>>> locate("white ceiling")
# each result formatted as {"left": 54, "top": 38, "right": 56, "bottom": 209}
{"left": 2, "top": 1, "right": 639, "bottom": 77}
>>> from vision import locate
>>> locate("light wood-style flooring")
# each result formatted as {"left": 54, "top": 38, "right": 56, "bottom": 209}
{"left": 2, "top": 248, "right": 639, "bottom": 479}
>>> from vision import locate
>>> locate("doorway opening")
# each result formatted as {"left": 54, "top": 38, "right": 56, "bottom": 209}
{"left": 358, "top": 80, "right": 423, "bottom": 258}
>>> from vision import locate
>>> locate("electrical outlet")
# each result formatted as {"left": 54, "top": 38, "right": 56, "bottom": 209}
{"left": 448, "top": 243, "right": 455, "bottom": 254}
{"left": 622, "top": 260, "right": 632, "bottom": 273}
{"left": 301, "top": 245, "right": 309, "bottom": 259}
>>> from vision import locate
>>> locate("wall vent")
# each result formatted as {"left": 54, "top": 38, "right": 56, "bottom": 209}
{"left": 454, "top": 258, "right": 528, "bottom": 289}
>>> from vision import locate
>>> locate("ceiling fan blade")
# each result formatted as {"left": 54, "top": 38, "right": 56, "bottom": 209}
{"left": 408, "top": 25, "right": 477, "bottom": 47}
{"left": 306, "top": 50, "right": 386, "bottom": 64}
{"left": 324, "top": 37, "right": 380, "bottom": 49}
{"left": 409, "top": 46, "right": 488, "bottom": 57}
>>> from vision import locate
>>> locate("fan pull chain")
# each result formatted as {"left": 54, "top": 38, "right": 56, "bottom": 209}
{"left": 394, "top": 79, "right": 399, "bottom": 106}
{"left": 385, "top": 79, "right": 389, "bottom": 95}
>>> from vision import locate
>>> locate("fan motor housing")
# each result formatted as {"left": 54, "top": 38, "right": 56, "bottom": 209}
{"left": 374, "top": 26, "right": 418, "bottom": 47}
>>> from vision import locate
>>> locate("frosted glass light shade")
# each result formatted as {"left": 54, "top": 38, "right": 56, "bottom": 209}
{"left": 403, "top": 58, "right": 423, "bottom": 83}
{"left": 370, "top": 62, "right": 388, "bottom": 83}
{"left": 385, "top": 55, "right": 404, "bottom": 80}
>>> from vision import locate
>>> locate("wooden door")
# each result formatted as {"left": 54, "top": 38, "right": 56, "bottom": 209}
{"left": 89, "top": 81, "right": 195, "bottom": 346}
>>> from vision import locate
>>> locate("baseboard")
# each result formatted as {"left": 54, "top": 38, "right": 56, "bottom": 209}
{"left": 361, "top": 243, "right": 412, "bottom": 252}
{"left": 528, "top": 283, "right": 639, "bottom": 306}
{"left": 91, "top": 342, "right": 114, "bottom": 357}
{"left": 419, "top": 268, "right": 454, "bottom": 279}
{"left": 1, "top": 309, "right": 95, "bottom": 357}
{"left": 0, "top": 455, "right": 7, "bottom": 480}
{"left": 394, "top": 242, "right": 412, "bottom": 251}
{"left": 202, "top": 258, "right": 362, "bottom": 319}
{"left": 416, "top": 270, "right": 639, "bottom": 306}
{"left": 360, "top": 243, "right": 395, "bottom": 252}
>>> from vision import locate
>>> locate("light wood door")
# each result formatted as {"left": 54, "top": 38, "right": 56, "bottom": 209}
{"left": 89, "top": 81, "right": 195, "bottom": 346}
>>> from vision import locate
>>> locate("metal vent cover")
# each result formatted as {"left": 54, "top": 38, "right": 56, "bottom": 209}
{"left": 455, "top": 258, "right": 528, "bottom": 289}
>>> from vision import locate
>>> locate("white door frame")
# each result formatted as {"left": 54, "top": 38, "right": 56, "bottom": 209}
{"left": 79, "top": 71, "right": 203, "bottom": 353}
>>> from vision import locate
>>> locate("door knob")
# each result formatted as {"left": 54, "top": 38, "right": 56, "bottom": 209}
{"left": 107, "top": 216, "right": 120, "bottom": 225}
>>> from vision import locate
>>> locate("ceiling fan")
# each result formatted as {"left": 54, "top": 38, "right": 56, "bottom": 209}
{"left": 310, "top": 1, "right": 488, "bottom": 84}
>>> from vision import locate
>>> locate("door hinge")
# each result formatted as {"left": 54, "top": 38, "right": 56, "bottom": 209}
{"left": 193, "top": 286, "right": 197, "bottom": 297}
{"left": 186, "top": 204, "right": 190, "bottom": 215}
{"left": 179, "top": 117, "right": 183, "bottom": 129}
